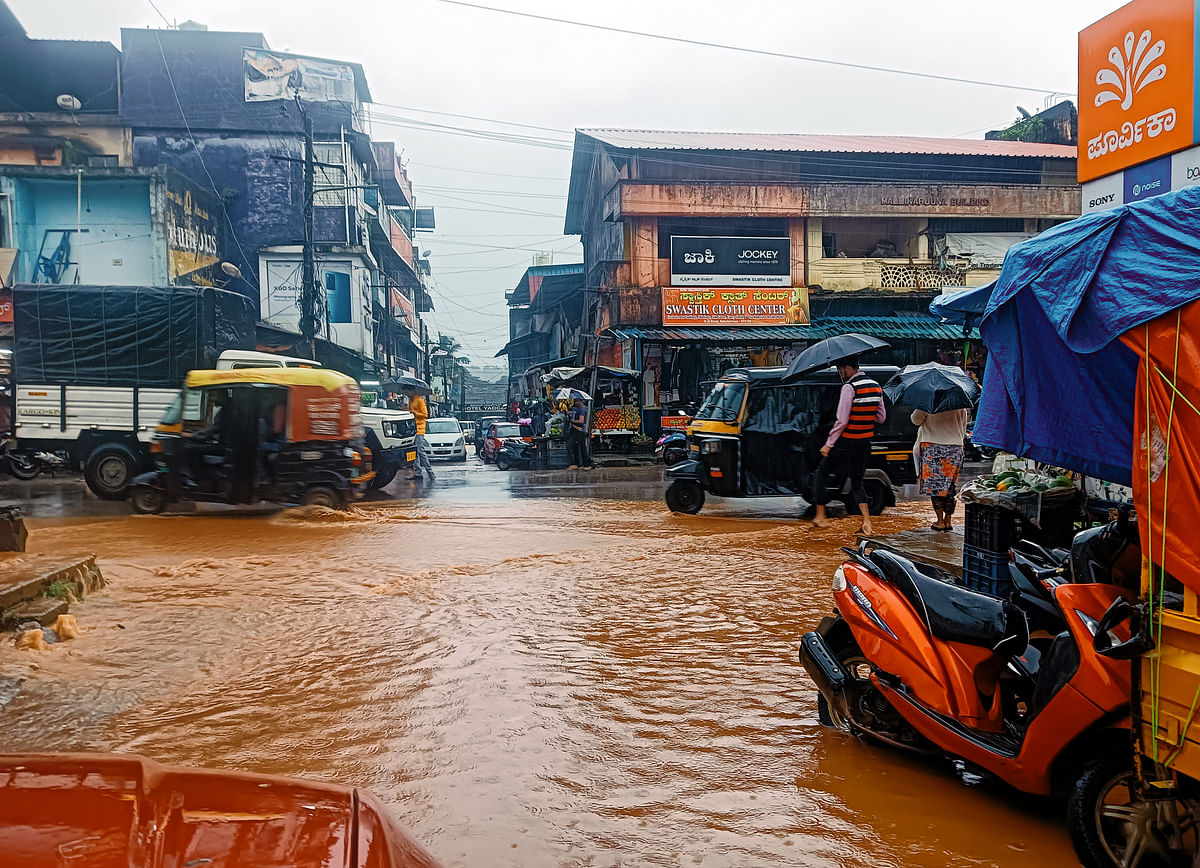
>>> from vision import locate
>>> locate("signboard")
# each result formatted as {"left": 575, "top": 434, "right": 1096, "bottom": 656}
{"left": 0, "top": 288, "right": 11, "bottom": 323}
{"left": 1081, "top": 142, "right": 1200, "bottom": 212}
{"left": 244, "top": 49, "right": 357, "bottom": 104}
{"left": 661, "top": 287, "right": 810, "bottom": 327}
{"left": 165, "top": 174, "right": 222, "bottom": 286}
{"left": 669, "top": 236, "right": 791, "bottom": 286}
{"left": 1078, "top": 0, "right": 1197, "bottom": 182}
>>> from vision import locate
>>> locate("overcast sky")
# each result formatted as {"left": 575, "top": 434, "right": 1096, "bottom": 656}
{"left": 12, "top": 0, "right": 1119, "bottom": 366}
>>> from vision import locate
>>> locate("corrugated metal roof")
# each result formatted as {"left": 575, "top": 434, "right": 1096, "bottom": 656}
{"left": 577, "top": 129, "right": 1076, "bottom": 159}
{"left": 608, "top": 316, "right": 973, "bottom": 344}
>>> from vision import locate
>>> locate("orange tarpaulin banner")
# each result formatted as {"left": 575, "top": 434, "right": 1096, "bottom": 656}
{"left": 1121, "top": 301, "right": 1200, "bottom": 593}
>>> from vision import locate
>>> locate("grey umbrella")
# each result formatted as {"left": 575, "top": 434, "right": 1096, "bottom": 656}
{"left": 883, "top": 363, "right": 980, "bottom": 413}
{"left": 783, "top": 333, "right": 890, "bottom": 380}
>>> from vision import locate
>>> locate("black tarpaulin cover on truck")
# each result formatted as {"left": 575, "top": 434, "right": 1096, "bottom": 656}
{"left": 12, "top": 284, "right": 256, "bottom": 387}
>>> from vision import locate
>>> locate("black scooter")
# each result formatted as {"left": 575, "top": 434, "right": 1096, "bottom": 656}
{"left": 495, "top": 439, "right": 532, "bottom": 472}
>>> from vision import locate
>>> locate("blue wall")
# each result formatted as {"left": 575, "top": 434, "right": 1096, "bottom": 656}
{"left": 9, "top": 177, "right": 158, "bottom": 285}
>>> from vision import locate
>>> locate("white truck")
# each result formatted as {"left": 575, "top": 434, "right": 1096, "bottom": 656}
{"left": 10, "top": 286, "right": 416, "bottom": 497}
{"left": 214, "top": 351, "right": 417, "bottom": 489}
{"left": 10, "top": 284, "right": 259, "bottom": 499}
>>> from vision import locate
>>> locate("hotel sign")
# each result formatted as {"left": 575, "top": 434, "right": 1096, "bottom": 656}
{"left": 1078, "top": 0, "right": 1197, "bottom": 182}
{"left": 669, "top": 236, "right": 790, "bottom": 287}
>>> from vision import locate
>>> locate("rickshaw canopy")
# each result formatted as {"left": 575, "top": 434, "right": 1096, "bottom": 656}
{"left": 974, "top": 185, "right": 1200, "bottom": 484}
{"left": 186, "top": 367, "right": 358, "bottom": 391}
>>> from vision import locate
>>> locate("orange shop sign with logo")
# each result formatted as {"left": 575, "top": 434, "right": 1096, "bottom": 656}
{"left": 661, "top": 287, "right": 810, "bottom": 327}
{"left": 1078, "top": 0, "right": 1197, "bottom": 182}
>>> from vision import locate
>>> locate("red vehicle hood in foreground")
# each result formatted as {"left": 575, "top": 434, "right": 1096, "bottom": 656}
{"left": 0, "top": 753, "right": 442, "bottom": 868}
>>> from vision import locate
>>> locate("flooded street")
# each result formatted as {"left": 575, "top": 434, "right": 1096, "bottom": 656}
{"left": 0, "top": 475, "right": 1076, "bottom": 867}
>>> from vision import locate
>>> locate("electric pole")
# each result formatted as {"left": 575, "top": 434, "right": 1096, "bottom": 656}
{"left": 300, "top": 109, "right": 318, "bottom": 360}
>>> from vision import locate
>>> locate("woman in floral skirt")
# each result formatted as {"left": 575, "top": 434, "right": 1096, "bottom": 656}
{"left": 911, "top": 408, "right": 970, "bottom": 530}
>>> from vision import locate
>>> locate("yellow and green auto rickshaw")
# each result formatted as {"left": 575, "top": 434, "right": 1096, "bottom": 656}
{"left": 128, "top": 368, "right": 374, "bottom": 513}
{"left": 664, "top": 365, "right": 918, "bottom": 515}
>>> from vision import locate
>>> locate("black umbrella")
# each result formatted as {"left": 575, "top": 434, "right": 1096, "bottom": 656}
{"left": 384, "top": 375, "right": 431, "bottom": 395}
{"left": 783, "top": 333, "right": 890, "bottom": 380}
{"left": 883, "top": 363, "right": 980, "bottom": 413}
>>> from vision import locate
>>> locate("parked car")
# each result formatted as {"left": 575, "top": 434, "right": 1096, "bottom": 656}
{"left": 426, "top": 417, "right": 467, "bottom": 461}
{"left": 460, "top": 419, "right": 476, "bottom": 445}
{"left": 480, "top": 420, "right": 531, "bottom": 463}
{"left": 474, "top": 415, "right": 505, "bottom": 454}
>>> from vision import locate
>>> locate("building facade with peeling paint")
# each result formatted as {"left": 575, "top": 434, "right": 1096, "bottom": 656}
{"left": 563, "top": 129, "right": 1080, "bottom": 422}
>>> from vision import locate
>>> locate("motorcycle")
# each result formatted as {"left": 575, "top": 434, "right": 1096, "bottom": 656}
{"left": 3, "top": 441, "right": 70, "bottom": 480}
{"left": 495, "top": 438, "right": 532, "bottom": 472}
{"left": 798, "top": 518, "right": 1184, "bottom": 867}
{"left": 655, "top": 430, "right": 688, "bottom": 466}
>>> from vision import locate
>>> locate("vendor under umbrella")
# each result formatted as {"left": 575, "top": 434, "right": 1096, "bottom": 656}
{"left": 884, "top": 363, "right": 979, "bottom": 531}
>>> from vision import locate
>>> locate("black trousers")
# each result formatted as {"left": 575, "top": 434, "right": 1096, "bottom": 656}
{"left": 567, "top": 427, "right": 591, "bottom": 467}
{"left": 812, "top": 439, "right": 871, "bottom": 507}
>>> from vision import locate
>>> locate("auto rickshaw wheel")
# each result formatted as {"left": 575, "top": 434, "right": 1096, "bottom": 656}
{"left": 1067, "top": 753, "right": 1200, "bottom": 868}
{"left": 864, "top": 480, "right": 888, "bottom": 516}
{"left": 129, "top": 484, "right": 167, "bottom": 515}
{"left": 665, "top": 479, "right": 705, "bottom": 514}
{"left": 302, "top": 485, "right": 344, "bottom": 509}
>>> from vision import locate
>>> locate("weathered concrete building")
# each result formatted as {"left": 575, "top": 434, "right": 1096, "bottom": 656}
{"left": 498, "top": 263, "right": 586, "bottom": 397}
{"left": 118, "top": 25, "right": 434, "bottom": 378}
{"left": 563, "top": 129, "right": 1079, "bottom": 417}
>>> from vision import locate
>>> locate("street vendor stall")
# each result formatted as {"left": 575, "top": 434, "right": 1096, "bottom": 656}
{"left": 972, "top": 185, "right": 1200, "bottom": 867}
{"left": 543, "top": 365, "right": 643, "bottom": 450}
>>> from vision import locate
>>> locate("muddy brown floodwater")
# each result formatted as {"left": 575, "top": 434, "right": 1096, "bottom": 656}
{"left": 0, "top": 496, "right": 1078, "bottom": 867}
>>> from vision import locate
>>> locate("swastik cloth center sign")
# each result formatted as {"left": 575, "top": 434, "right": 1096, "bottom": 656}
{"left": 662, "top": 287, "right": 810, "bottom": 326}
{"left": 670, "top": 236, "right": 791, "bottom": 286}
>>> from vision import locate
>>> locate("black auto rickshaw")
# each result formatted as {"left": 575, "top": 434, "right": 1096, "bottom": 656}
{"left": 664, "top": 365, "right": 917, "bottom": 515}
{"left": 129, "top": 368, "right": 374, "bottom": 513}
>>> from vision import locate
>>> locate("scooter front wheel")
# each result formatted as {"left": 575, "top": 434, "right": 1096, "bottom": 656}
{"left": 1068, "top": 754, "right": 1200, "bottom": 868}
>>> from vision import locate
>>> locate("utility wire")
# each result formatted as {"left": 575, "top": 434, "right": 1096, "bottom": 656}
{"left": 432, "top": 0, "right": 1074, "bottom": 95}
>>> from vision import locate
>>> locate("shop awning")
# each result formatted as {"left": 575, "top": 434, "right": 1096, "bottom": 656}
{"left": 608, "top": 315, "right": 971, "bottom": 344}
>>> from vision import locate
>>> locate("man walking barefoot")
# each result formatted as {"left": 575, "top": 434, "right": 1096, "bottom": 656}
{"left": 811, "top": 358, "right": 885, "bottom": 535}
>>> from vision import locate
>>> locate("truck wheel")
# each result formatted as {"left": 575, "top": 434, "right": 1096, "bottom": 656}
{"left": 130, "top": 484, "right": 167, "bottom": 515}
{"left": 665, "top": 479, "right": 705, "bottom": 514}
{"left": 84, "top": 444, "right": 139, "bottom": 500}
{"left": 303, "top": 485, "right": 344, "bottom": 509}
{"left": 864, "top": 480, "right": 889, "bottom": 516}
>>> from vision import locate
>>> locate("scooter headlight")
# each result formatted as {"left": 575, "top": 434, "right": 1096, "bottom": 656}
{"left": 832, "top": 565, "right": 847, "bottom": 593}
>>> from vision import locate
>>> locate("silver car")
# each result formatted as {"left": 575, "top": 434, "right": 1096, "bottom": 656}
{"left": 425, "top": 417, "right": 467, "bottom": 461}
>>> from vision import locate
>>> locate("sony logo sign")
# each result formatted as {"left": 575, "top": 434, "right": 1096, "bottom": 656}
{"left": 1089, "top": 193, "right": 1117, "bottom": 208}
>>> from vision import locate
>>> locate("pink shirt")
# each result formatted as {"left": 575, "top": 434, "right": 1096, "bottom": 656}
{"left": 825, "top": 382, "right": 887, "bottom": 449}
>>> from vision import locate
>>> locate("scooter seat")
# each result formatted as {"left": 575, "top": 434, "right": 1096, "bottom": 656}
{"left": 868, "top": 550, "right": 1022, "bottom": 651}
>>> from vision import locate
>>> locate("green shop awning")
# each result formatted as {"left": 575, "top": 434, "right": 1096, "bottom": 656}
{"left": 608, "top": 315, "right": 973, "bottom": 344}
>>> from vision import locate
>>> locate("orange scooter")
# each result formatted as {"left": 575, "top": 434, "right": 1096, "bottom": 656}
{"left": 799, "top": 540, "right": 1170, "bottom": 867}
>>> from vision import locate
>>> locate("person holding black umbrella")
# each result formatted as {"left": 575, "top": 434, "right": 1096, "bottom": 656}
{"left": 812, "top": 357, "right": 886, "bottom": 534}
{"left": 880, "top": 362, "right": 980, "bottom": 532}
{"left": 912, "top": 407, "right": 969, "bottom": 530}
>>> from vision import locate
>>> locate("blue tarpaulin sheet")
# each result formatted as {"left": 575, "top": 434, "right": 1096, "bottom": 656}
{"left": 974, "top": 185, "right": 1200, "bottom": 484}
{"left": 929, "top": 281, "right": 995, "bottom": 327}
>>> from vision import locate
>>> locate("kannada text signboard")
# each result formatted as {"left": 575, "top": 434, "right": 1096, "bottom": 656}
{"left": 669, "top": 236, "right": 791, "bottom": 287}
{"left": 661, "top": 287, "right": 810, "bottom": 327}
{"left": 1078, "top": 0, "right": 1197, "bottom": 182}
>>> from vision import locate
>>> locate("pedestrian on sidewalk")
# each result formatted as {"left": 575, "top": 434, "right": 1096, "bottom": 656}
{"left": 566, "top": 398, "right": 593, "bottom": 470}
{"left": 403, "top": 387, "right": 436, "bottom": 482}
{"left": 811, "top": 358, "right": 885, "bottom": 535}
{"left": 912, "top": 407, "right": 969, "bottom": 530}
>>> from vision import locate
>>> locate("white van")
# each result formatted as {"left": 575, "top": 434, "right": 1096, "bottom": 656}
{"left": 215, "top": 351, "right": 417, "bottom": 487}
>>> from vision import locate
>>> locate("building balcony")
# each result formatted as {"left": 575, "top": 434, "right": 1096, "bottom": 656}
{"left": 807, "top": 258, "right": 997, "bottom": 292}
{"left": 371, "top": 141, "right": 414, "bottom": 208}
